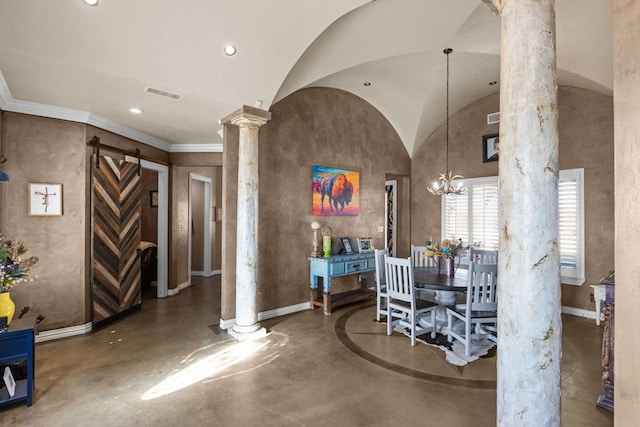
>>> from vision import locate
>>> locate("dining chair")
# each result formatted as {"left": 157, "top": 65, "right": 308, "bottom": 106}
{"left": 469, "top": 248, "right": 498, "bottom": 264}
{"left": 411, "top": 244, "right": 436, "bottom": 301}
{"left": 374, "top": 248, "right": 389, "bottom": 322}
{"left": 385, "top": 256, "right": 437, "bottom": 346}
{"left": 446, "top": 261, "right": 498, "bottom": 357}
{"left": 411, "top": 245, "right": 434, "bottom": 267}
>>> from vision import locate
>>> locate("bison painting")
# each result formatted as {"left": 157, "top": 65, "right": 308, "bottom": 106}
{"left": 320, "top": 174, "right": 353, "bottom": 213}
{"left": 312, "top": 166, "right": 359, "bottom": 216}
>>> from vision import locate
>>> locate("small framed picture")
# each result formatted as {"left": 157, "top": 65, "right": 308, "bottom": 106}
{"left": 357, "top": 237, "right": 374, "bottom": 253}
{"left": 482, "top": 133, "right": 499, "bottom": 163}
{"left": 3, "top": 366, "right": 16, "bottom": 398}
{"left": 340, "top": 237, "right": 354, "bottom": 255}
{"left": 29, "top": 183, "right": 63, "bottom": 216}
{"left": 150, "top": 190, "right": 159, "bottom": 208}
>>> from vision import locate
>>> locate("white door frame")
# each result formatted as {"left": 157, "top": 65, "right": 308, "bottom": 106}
{"left": 126, "top": 156, "right": 169, "bottom": 298}
{"left": 189, "top": 173, "right": 212, "bottom": 279}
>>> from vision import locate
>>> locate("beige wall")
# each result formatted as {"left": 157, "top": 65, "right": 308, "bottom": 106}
{"left": 169, "top": 153, "right": 222, "bottom": 288}
{"left": 220, "top": 88, "right": 411, "bottom": 320}
{"left": 140, "top": 168, "right": 159, "bottom": 243}
{"left": 1, "top": 113, "right": 88, "bottom": 329}
{"left": 612, "top": 0, "right": 640, "bottom": 420}
{"left": 411, "top": 86, "right": 614, "bottom": 311}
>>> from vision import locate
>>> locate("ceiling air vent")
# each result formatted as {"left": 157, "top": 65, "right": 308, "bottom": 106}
{"left": 487, "top": 111, "right": 500, "bottom": 125}
{"left": 144, "top": 87, "right": 182, "bottom": 100}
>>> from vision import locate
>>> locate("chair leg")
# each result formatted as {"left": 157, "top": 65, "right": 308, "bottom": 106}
{"left": 431, "top": 309, "right": 437, "bottom": 338}
{"left": 465, "top": 316, "right": 472, "bottom": 358}
{"left": 376, "top": 295, "right": 381, "bottom": 321}
{"left": 387, "top": 308, "right": 393, "bottom": 336}
{"left": 410, "top": 314, "right": 416, "bottom": 346}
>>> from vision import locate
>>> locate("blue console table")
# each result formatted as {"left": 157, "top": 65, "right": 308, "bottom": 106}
{"left": 0, "top": 317, "right": 36, "bottom": 408}
{"left": 308, "top": 253, "right": 376, "bottom": 315}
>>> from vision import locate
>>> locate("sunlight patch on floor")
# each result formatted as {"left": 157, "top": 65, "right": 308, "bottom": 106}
{"left": 142, "top": 337, "right": 270, "bottom": 400}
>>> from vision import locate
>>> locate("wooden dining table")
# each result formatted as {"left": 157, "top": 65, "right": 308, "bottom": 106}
{"left": 413, "top": 266, "right": 468, "bottom": 333}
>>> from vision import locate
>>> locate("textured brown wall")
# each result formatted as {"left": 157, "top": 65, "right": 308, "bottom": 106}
{"left": 140, "top": 168, "right": 159, "bottom": 243}
{"left": 191, "top": 179, "right": 205, "bottom": 271}
{"left": 220, "top": 87, "right": 411, "bottom": 319}
{"left": 1, "top": 113, "right": 87, "bottom": 329}
{"left": 170, "top": 152, "right": 222, "bottom": 286}
{"left": 412, "top": 87, "right": 614, "bottom": 310}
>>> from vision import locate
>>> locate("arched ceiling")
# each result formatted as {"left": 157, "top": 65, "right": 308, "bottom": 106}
{"left": 0, "top": 0, "right": 611, "bottom": 156}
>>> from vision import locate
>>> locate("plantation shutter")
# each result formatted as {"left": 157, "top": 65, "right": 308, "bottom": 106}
{"left": 471, "top": 183, "right": 499, "bottom": 250}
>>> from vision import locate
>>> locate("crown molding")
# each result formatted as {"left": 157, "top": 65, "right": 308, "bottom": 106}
{"left": 170, "top": 143, "right": 223, "bottom": 153}
{"left": 0, "top": 70, "right": 220, "bottom": 153}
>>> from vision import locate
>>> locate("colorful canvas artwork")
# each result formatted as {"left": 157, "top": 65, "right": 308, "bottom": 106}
{"left": 312, "top": 165, "right": 359, "bottom": 216}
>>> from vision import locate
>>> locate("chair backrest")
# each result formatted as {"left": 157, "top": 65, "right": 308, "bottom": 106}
{"left": 469, "top": 248, "right": 498, "bottom": 264}
{"left": 411, "top": 245, "right": 434, "bottom": 267}
{"left": 384, "top": 256, "right": 416, "bottom": 304}
{"left": 466, "top": 261, "right": 498, "bottom": 312}
{"left": 374, "top": 248, "right": 389, "bottom": 289}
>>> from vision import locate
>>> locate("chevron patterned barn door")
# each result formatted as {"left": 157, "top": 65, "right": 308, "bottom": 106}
{"left": 91, "top": 155, "right": 142, "bottom": 329}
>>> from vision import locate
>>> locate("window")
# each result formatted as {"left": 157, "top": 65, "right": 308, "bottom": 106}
{"left": 442, "top": 169, "right": 585, "bottom": 285}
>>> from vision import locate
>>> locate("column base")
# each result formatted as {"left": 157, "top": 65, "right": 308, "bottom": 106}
{"left": 228, "top": 325, "right": 267, "bottom": 342}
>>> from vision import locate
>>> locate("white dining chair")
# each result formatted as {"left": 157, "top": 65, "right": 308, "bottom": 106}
{"left": 374, "top": 248, "right": 389, "bottom": 322}
{"left": 385, "top": 256, "right": 437, "bottom": 346}
{"left": 411, "top": 244, "right": 436, "bottom": 301}
{"left": 469, "top": 248, "right": 498, "bottom": 264}
{"left": 446, "top": 261, "right": 498, "bottom": 357}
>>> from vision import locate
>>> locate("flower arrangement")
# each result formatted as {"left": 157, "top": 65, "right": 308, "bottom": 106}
{"left": 422, "top": 238, "right": 469, "bottom": 259}
{"left": 0, "top": 235, "right": 39, "bottom": 293}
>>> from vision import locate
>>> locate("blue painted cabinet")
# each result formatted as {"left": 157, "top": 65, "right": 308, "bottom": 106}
{"left": 308, "top": 253, "right": 376, "bottom": 314}
{"left": 0, "top": 319, "right": 35, "bottom": 407}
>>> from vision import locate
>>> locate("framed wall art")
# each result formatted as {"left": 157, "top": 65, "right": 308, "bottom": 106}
{"left": 312, "top": 165, "right": 359, "bottom": 216}
{"left": 482, "top": 133, "right": 499, "bottom": 163}
{"left": 28, "top": 183, "right": 63, "bottom": 216}
{"left": 150, "top": 190, "right": 159, "bottom": 208}
{"left": 340, "top": 237, "right": 354, "bottom": 255}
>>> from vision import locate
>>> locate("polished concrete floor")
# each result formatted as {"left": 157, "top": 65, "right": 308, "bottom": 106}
{"left": 1, "top": 276, "right": 614, "bottom": 426}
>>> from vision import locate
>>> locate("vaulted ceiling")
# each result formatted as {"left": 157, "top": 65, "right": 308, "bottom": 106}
{"left": 0, "top": 0, "right": 611, "bottom": 156}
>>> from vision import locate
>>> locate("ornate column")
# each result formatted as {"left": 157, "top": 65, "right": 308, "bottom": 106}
{"left": 221, "top": 105, "right": 271, "bottom": 341}
{"left": 491, "top": 0, "right": 562, "bottom": 425}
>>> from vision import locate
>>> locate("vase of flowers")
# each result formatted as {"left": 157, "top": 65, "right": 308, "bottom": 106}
{"left": 423, "top": 238, "right": 467, "bottom": 277}
{"left": 0, "top": 235, "right": 38, "bottom": 325}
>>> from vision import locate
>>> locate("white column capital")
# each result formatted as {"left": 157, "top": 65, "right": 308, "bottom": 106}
{"left": 221, "top": 105, "right": 271, "bottom": 129}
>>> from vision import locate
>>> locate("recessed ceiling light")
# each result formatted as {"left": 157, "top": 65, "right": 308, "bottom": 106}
{"left": 83, "top": 0, "right": 99, "bottom": 6}
{"left": 129, "top": 107, "right": 144, "bottom": 114}
{"left": 489, "top": 81, "right": 498, "bottom": 86}
{"left": 224, "top": 44, "right": 237, "bottom": 56}
{"left": 363, "top": 82, "right": 372, "bottom": 86}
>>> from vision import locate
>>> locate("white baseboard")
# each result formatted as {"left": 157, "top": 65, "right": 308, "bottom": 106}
{"left": 220, "top": 302, "right": 310, "bottom": 330}
{"left": 561, "top": 305, "right": 597, "bottom": 320}
{"left": 191, "top": 271, "right": 205, "bottom": 277}
{"left": 209, "top": 270, "right": 221, "bottom": 276}
{"left": 35, "top": 322, "right": 93, "bottom": 343}
{"left": 168, "top": 281, "right": 190, "bottom": 296}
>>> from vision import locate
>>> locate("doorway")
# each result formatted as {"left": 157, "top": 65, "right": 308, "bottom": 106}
{"left": 385, "top": 179, "right": 397, "bottom": 256}
{"left": 189, "top": 173, "right": 213, "bottom": 281}
{"left": 125, "top": 156, "right": 169, "bottom": 298}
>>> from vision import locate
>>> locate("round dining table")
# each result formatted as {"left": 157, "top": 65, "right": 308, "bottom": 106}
{"left": 413, "top": 266, "right": 468, "bottom": 333}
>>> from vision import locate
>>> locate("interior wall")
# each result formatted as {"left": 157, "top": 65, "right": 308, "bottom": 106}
{"left": 1, "top": 113, "right": 87, "bottom": 329}
{"left": 169, "top": 152, "right": 222, "bottom": 289}
{"left": 191, "top": 179, "right": 205, "bottom": 272}
{"left": 411, "top": 86, "right": 614, "bottom": 311}
{"left": 220, "top": 87, "right": 411, "bottom": 319}
{"left": 612, "top": 0, "right": 640, "bottom": 420}
{"left": 140, "top": 168, "right": 158, "bottom": 243}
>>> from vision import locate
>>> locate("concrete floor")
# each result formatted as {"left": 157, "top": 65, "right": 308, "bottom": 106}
{"left": 1, "top": 276, "right": 614, "bottom": 426}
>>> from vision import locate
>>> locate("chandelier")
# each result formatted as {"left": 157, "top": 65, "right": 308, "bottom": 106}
{"left": 428, "top": 48, "right": 465, "bottom": 196}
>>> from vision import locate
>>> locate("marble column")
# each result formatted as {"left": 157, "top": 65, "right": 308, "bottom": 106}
{"left": 221, "top": 105, "right": 271, "bottom": 341}
{"left": 492, "top": 0, "right": 562, "bottom": 425}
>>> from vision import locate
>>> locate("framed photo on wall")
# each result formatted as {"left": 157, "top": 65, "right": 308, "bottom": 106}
{"left": 150, "top": 190, "right": 159, "bottom": 208}
{"left": 28, "top": 183, "right": 63, "bottom": 216}
{"left": 482, "top": 133, "right": 499, "bottom": 163}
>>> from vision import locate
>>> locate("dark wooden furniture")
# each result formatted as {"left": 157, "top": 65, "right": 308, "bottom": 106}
{"left": 0, "top": 317, "right": 36, "bottom": 407}
{"left": 413, "top": 266, "right": 468, "bottom": 291}
{"left": 597, "top": 272, "right": 615, "bottom": 411}
{"left": 308, "top": 253, "right": 376, "bottom": 315}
